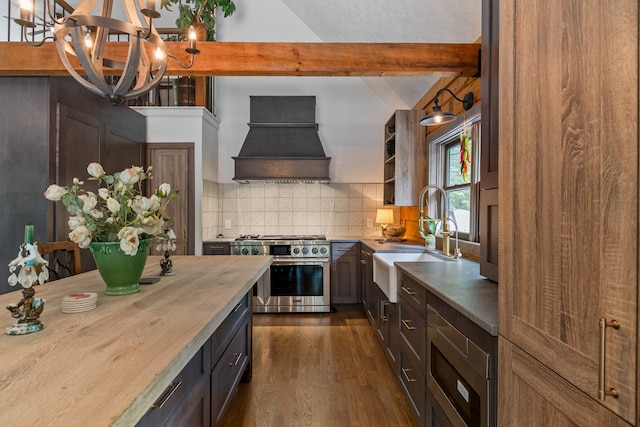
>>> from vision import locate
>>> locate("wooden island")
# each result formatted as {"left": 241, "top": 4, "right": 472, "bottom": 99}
{"left": 0, "top": 255, "right": 271, "bottom": 426}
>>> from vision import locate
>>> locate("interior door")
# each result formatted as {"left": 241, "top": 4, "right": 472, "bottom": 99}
{"left": 146, "top": 143, "right": 195, "bottom": 255}
{"left": 499, "top": 0, "right": 638, "bottom": 422}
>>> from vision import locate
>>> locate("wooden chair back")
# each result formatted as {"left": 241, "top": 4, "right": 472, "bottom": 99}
{"left": 35, "top": 240, "right": 82, "bottom": 281}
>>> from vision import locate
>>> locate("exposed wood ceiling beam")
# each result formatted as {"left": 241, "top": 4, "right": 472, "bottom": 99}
{"left": 0, "top": 42, "right": 480, "bottom": 77}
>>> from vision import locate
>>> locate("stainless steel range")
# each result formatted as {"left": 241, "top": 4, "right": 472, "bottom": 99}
{"left": 231, "top": 235, "right": 331, "bottom": 313}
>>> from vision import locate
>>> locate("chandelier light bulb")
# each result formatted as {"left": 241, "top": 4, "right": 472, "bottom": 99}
{"left": 19, "top": 0, "right": 33, "bottom": 12}
{"left": 155, "top": 47, "right": 164, "bottom": 60}
{"left": 84, "top": 33, "right": 92, "bottom": 49}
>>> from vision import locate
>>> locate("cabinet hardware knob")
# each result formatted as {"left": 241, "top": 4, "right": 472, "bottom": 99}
{"left": 401, "top": 319, "right": 415, "bottom": 331}
{"left": 401, "top": 285, "right": 416, "bottom": 296}
{"left": 598, "top": 318, "right": 620, "bottom": 401}
{"left": 401, "top": 368, "right": 417, "bottom": 382}
{"left": 229, "top": 352, "right": 243, "bottom": 367}
{"left": 152, "top": 381, "right": 182, "bottom": 409}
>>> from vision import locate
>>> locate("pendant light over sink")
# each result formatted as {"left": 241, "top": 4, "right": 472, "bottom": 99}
{"left": 420, "top": 88, "right": 474, "bottom": 126}
{"left": 13, "top": 0, "right": 200, "bottom": 106}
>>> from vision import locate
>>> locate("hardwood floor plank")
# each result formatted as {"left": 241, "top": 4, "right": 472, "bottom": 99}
{"left": 220, "top": 309, "right": 417, "bottom": 427}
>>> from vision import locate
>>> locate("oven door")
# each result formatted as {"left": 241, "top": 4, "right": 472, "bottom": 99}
{"left": 253, "top": 259, "right": 330, "bottom": 313}
{"left": 427, "top": 310, "right": 489, "bottom": 427}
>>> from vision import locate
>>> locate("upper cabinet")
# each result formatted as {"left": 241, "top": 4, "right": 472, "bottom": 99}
{"left": 499, "top": 0, "right": 637, "bottom": 424}
{"left": 383, "top": 110, "right": 425, "bottom": 206}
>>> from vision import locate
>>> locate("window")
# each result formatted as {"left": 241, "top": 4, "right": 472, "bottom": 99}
{"left": 427, "top": 111, "right": 481, "bottom": 243}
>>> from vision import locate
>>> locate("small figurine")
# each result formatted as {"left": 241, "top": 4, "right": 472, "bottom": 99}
{"left": 6, "top": 237, "right": 48, "bottom": 335}
{"left": 157, "top": 228, "right": 177, "bottom": 276}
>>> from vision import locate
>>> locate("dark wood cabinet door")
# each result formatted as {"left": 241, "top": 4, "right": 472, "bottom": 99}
{"left": 479, "top": 188, "right": 498, "bottom": 282}
{"left": 331, "top": 242, "right": 360, "bottom": 304}
{"left": 146, "top": 144, "right": 195, "bottom": 255}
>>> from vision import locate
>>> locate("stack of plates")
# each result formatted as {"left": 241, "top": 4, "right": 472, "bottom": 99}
{"left": 62, "top": 293, "right": 98, "bottom": 314}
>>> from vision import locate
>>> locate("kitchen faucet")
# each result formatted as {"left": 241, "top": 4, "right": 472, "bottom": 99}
{"left": 418, "top": 185, "right": 460, "bottom": 259}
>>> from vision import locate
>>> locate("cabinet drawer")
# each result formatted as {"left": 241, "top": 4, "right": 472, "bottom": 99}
{"left": 399, "top": 296, "right": 426, "bottom": 371}
{"left": 211, "top": 317, "right": 250, "bottom": 426}
{"left": 136, "top": 346, "right": 207, "bottom": 427}
{"left": 398, "top": 274, "right": 427, "bottom": 314}
{"left": 398, "top": 343, "right": 426, "bottom": 426}
{"left": 203, "top": 242, "right": 231, "bottom": 255}
{"left": 210, "top": 293, "right": 249, "bottom": 367}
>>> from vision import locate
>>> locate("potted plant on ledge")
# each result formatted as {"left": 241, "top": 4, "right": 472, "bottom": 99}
{"left": 160, "top": 0, "right": 237, "bottom": 41}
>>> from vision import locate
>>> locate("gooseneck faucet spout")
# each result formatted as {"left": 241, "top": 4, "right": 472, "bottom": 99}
{"left": 418, "top": 185, "right": 458, "bottom": 259}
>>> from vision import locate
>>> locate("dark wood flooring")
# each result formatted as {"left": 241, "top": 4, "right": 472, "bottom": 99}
{"left": 219, "top": 308, "right": 417, "bottom": 427}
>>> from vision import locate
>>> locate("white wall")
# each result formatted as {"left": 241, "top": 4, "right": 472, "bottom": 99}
{"left": 215, "top": 0, "right": 394, "bottom": 183}
{"left": 132, "top": 107, "right": 220, "bottom": 254}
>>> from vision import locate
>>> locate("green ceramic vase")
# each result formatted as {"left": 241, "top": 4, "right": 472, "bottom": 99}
{"left": 89, "top": 239, "right": 151, "bottom": 296}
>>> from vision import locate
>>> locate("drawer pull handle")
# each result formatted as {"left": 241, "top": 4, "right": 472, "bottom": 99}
{"left": 401, "top": 319, "right": 415, "bottom": 331}
{"left": 401, "top": 285, "right": 416, "bottom": 296}
{"left": 598, "top": 318, "right": 620, "bottom": 400}
{"left": 360, "top": 259, "right": 367, "bottom": 264}
{"left": 401, "top": 368, "right": 417, "bottom": 383}
{"left": 232, "top": 302, "right": 242, "bottom": 313}
{"left": 208, "top": 245, "right": 224, "bottom": 249}
{"left": 230, "top": 352, "right": 243, "bottom": 367}
{"left": 152, "top": 381, "right": 182, "bottom": 409}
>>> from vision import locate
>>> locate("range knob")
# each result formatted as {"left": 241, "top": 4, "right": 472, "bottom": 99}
{"left": 242, "top": 248, "right": 249, "bottom": 255}
{"left": 312, "top": 247, "right": 318, "bottom": 254}
{"left": 320, "top": 247, "right": 327, "bottom": 255}
{"left": 252, "top": 247, "right": 260, "bottom": 255}
{"left": 302, "top": 247, "right": 309, "bottom": 254}
{"left": 293, "top": 247, "right": 300, "bottom": 255}
{"left": 234, "top": 248, "right": 241, "bottom": 255}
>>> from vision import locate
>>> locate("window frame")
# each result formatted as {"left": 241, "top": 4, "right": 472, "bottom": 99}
{"left": 426, "top": 103, "right": 481, "bottom": 243}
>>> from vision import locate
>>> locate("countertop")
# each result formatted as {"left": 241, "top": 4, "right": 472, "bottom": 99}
{"left": 0, "top": 255, "right": 271, "bottom": 426}
{"left": 331, "top": 236, "right": 426, "bottom": 252}
{"left": 395, "top": 258, "right": 498, "bottom": 336}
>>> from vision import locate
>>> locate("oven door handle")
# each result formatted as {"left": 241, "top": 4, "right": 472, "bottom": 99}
{"left": 271, "top": 259, "right": 328, "bottom": 266}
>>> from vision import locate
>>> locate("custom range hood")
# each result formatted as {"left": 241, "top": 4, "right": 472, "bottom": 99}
{"left": 233, "top": 96, "right": 331, "bottom": 183}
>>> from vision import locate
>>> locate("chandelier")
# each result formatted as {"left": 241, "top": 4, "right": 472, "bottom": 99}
{"left": 14, "top": 0, "right": 199, "bottom": 106}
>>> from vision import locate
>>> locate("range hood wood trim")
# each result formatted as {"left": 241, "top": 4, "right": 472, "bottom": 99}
{"left": 233, "top": 157, "right": 331, "bottom": 183}
{"left": 0, "top": 42, "right": 480, "bottom": 77}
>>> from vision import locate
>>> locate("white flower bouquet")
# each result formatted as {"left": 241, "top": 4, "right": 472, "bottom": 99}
{"left": 44, "top": 163, "right": 178, "bottom": 256}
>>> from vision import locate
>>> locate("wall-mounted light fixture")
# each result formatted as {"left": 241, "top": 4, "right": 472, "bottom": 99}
{"left": 420, "top": 88, "right": 474, "bottom": 126}
{"left": 14, "top": 0, "right": 200, "bottom": 106}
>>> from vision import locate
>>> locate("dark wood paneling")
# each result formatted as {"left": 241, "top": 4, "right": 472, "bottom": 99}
{"left": 0, "top": 77, "right": 146, "bottom": 294}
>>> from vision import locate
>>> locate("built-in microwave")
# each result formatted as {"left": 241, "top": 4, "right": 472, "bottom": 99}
{"left": 426, "top": 305, "right": 490, "bottom": 427}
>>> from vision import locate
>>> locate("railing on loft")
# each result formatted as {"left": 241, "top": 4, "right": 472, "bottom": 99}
{"left": 2, "top": 0, "right": 214, "bottom": 112}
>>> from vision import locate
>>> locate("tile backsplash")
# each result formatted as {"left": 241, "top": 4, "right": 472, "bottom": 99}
{"left": 202, "top": 181, "right": 401, "bottom": 240}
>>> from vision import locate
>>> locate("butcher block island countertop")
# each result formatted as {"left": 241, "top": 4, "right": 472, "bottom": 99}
{"left": 0, "top": 255, "right": 271, "bottom": 427}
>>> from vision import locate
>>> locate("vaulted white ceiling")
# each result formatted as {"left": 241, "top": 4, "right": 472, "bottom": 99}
{"left": 2, "top": 0, "right": 482, "bottom": 108}
{"left": 279, "top": 0, "right": 482, "bottom": 108}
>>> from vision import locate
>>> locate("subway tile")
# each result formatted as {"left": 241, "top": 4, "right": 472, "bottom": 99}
{"left": 362, "top": 184, "right": 377, "bottom": 198}
{"left": 237, "top": 185, "right": 251, "bottom": 197}
{"left": 265, "top": 211, "right": 279, "bottom": 226}
{"left": 250, "top": 211, "right": 265, "bottom": 226}
{"left": 306, "top": 211, "right": 321, "bottom": 225}
{"left": 237, "top": 197, "right": 251, "bottom": 211}
{"left": 320, "top": 212, "right": 335, "bottom": 226}
{"left": 334, "top": 198, "right": 349, "bottom": 212}
{"left": 278, "top": 197, "right": 293, "bottom": 211}
{"left": 222, "top": 183, "right": 237, "bottom": 198}
{"left": 278, "top": 184, "right": 293, "bottom": 197}
{"left": 334, "top": 225, "right": 349, "bottom": 236}
{"left": 320, "top": 197, "right": 335, "bottom": 212}
{"left": 292, "top": 197, "right": 306, "bottom": 212}
{"left": 348, "top": 184, "right": 363, "bottom": 198}
{"left": 348, "top": 198, "right": 363, "bottom": 211}
{"left": 306, "top": 197, "right": 321, "bottom": 211}
{"left": 278, "top": 211, "right": 293, "bottom": 226}
{"left": 264, "top": 197, "right": 278, "bottom": 211}
{"left": 306, "top": 184, "right": 321, "bottom": 197}
{"left": 223, "top": 198, "right": 237, "bottom": 212}
{"left": 264, "top": 183, "right": 279, "bottom": 197}
{"left": 251, "top": 198, "right": 265, "bottom": 212}
{"left": 320, "top": 184, "right": 334, "bottom": 197}
{"left": 333, "top": 183, "right": 349, "bottom": 198}
{"left": 335, "top": 212, "right": 349, "bottom": 226}
{"left": 349, "top": 212, "right": 363, "bottom": 226}
{"left": 293, "top": 212, "right": 306, "bottom": 226}
{"left": 348, "top": 226, "right": 363, "bottom": 236}
{"left": 292, "top": 183, "right": 307, "bottom": 198}
{"left": 250, "top": 184, "right": 265, "bottom": 198}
